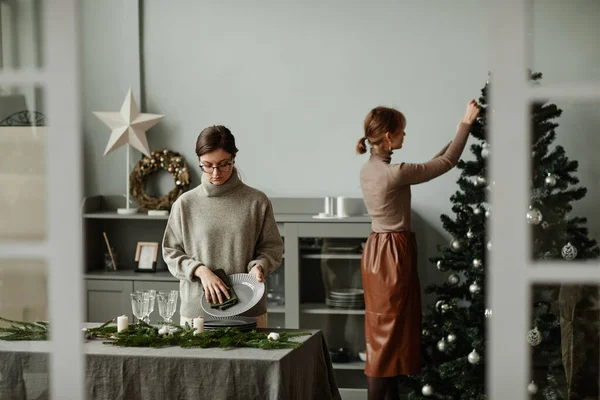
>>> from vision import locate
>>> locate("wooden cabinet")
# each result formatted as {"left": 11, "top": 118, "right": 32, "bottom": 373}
{"left": 86, "top": 279, "right": 133, "bottom": 323}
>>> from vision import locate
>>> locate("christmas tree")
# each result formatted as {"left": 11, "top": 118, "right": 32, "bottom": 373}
{"left": 407, "top": 72, "right": 600, "bottom": 400}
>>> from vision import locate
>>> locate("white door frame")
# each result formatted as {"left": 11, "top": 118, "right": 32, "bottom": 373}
{"left": 488, "top": 1, "right": 600, "bottom": 399}
{"left": 0, "top": 1, "right": 84, "bottom": 399}
{"left": 2, "top": 1, "right": 600, "bottom": 398}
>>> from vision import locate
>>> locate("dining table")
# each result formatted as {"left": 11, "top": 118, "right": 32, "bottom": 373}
{"left": 0, "top": 324, "right": 341, "bottom": 400}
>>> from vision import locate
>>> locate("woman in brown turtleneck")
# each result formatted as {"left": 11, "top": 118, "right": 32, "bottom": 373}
{"left": 357, "top": 100, "right": 480, "bottom": 399}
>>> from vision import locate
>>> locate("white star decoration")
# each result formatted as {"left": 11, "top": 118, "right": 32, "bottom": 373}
{"left": 94, "top": 89, "right": 164, "bottom": 157}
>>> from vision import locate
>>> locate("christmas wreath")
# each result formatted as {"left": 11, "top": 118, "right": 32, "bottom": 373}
{"left": 130, "top": 149, "right": 191, "bottom": 211}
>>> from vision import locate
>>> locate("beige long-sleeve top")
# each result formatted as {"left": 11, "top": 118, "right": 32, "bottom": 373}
{"left": 162, "top": 169, "right": 283, "bottom": 318}
{"left": 360, "top": 122, "right": 471, "bottom": 232}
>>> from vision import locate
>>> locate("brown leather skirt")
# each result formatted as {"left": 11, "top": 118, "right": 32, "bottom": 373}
{"left": 361, "top": 231, "right": 421, "bottom": 377}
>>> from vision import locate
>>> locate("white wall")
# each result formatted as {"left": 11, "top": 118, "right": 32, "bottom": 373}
{"left": 81, "top": 0, "right": 141, "bottom": 198}
{"left": 141, "top": 0, "right": 487, "bottom": 202}
{"left": 0, "top": 0, "right": 43, "bottom": 115}
{"left": 82, "top": 0, "right": 600, "bottom": 245}
{"left": 531, "top": 0, "right": 600, "bottom": 242}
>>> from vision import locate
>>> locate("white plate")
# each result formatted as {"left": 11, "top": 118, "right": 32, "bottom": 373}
{"left": 327, "top": 246, "right": 359, "bottom": 252}
{"left": 204, "top": 316, "right": 257, "bottom": 327}
{"left": 329, "top": 291, "right": 364, "bottom": 297}
{"left": 201, "top": 274, "right": 265, "bottom": 318}
{"left": 327, "top": 300, "right": 365, "bottom": 306}
{"left": 329, "top": 289, "right": 364, "bottom": 296}
{"left": 312, "top": 214, "right": 339, "bottom": 220}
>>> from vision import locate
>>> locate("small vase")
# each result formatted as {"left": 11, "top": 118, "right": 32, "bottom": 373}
{"left": 104, "top": 248, "right": 118, "bottom": 271}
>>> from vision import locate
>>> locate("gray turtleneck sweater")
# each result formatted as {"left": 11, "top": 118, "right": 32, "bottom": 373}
{"left": 162, "top": 169, "right": 283, "bottom": 318}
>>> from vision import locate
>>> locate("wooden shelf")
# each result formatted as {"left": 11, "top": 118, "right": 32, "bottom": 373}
{"left": 332, "top": 361, "right": 365, "bottom": 370}
{"left": 82, "top": 212, "right": 371, "bottom": 223}
{"left": 301, "top": 303, "right": 365, "bottom": 315}
{"left": 84, "top": 212, "right": 169, "bottom": 220}
{"left": 85, "top": 270, "right": 177, "bottom": 281}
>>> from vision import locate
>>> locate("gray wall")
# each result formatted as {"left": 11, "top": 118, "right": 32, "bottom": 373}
{"left": 81, "top": 0, "right": 600, "bottom": 242}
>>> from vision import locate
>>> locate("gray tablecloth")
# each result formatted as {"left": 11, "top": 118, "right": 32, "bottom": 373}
{"left": 0, "top": 327, "right": 341, "bottom": 400}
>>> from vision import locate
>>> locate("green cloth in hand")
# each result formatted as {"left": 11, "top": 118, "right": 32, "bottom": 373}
{"left": 208, "top": 269, "right": 238, "bottom": 310}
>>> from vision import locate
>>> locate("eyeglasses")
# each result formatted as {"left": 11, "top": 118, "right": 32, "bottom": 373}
{"left": 199, "top": 162, "right": 233, "bottom": 174}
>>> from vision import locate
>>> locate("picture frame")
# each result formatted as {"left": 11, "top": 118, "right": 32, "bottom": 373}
{"left": 134, "top": 242, "right": 159, "bottom": 272}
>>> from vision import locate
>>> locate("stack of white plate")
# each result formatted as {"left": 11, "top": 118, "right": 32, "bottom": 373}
{"left": 325, "top": 289, "right": 365, "bottom": 309}
{"left": 203, "top": 316, "right": 257, "bottom": 332}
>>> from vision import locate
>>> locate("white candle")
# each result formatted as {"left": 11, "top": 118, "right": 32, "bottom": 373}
{"left": 193, "top": 317, "right": 204, "bottom": 333}
{"left": 336, "top": 196, "right": 348, "bottom": 218}
{"left": 117, "top": 315, "right": 129, "bottom": 332}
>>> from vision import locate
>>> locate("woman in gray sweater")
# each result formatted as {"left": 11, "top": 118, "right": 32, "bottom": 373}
{"left": 162, "top": 125, "right": 283, "bottom": 328}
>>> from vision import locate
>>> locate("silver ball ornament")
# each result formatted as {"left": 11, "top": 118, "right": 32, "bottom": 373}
{"left": 436, "top": 260, "right": 447, "bottom": 271}
{"left": 472, "top": 258, "right": 482, "bottom": 268}
{"left": 437, "top": 339, "right": 447, "bottom": 352}
{"left": 476, "top": 176, "right": 488, "bottom": 187}
{"left": 466, "top": 230, "right": 474, "bottom": 239}
{"left": 527, "top": 381, "right": 538, "bottom": 394}
{"left": 436, "top": 300, "right": 451, "bottom": 313}
{"left": 526, "top": 206, "right": 543, "bottom": 225}
{"left": 469, "top": 282, "right": 481, "bottom": 294}
{"left": 422, "top": 329, "right": 430, "bottom": 336}
{"left": 527, "top": 327, "right": 542, "bottom": 346}
{"left": 436, "top": 300, "right": 445, "bottom": 312}
{"left": 485, "top": 308, "right": 492, "bottom": 318}
{"left": 467, "top": 349, "right": 481, "bottom": 364}
{"left": 487, "top": 241, "right": 492, "bottom": 251}
{"left": 545, "top": 173, "right": 557, "bottom": 187}
{"left": 473, "top": 207, "right": 483, "bottom": 215}
{"left": 485, "top": 209, "right": 491, "bottom": 218}
{"left": 422, "top": 384, "right": 434, "bottom": 396}
{"left": 541, "top": 221, "right": 550, "bottom": 229}
{"left": 561, "top": 242, "right": 578, "bottom": 260}
{"left": 447, "top": 333, "right": 456, "bottom": 343}
{"left": 451, "top": 239, "right": 463, "bottom": 252}
{"left": 447, "top": 274, "right": 460, "bottom": 285}
{"left": 481, "top": 144, "right": 490, "bottom": 159}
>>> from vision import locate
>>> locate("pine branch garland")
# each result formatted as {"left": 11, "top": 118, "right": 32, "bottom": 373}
{"left": 1, "top": 318, "right": 311, "bottom": 350}
{"left": 0, "top": 316, "right": 49, "bottom": 341}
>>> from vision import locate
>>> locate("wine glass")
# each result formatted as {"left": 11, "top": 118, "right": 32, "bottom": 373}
{"left": 137, "top": 290, "right": 156, "bottom": 323}
{"left": 157, "top": 290, "right": 178, "bottom": 324}
{"left": 130, "top": 293, "right": 147, "bottom": 324}
{"left": 169, "top": 290, "right": 178, "bottom": 306}
{"left": 149, "top": 290, "right": 157, "bottom": 320}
